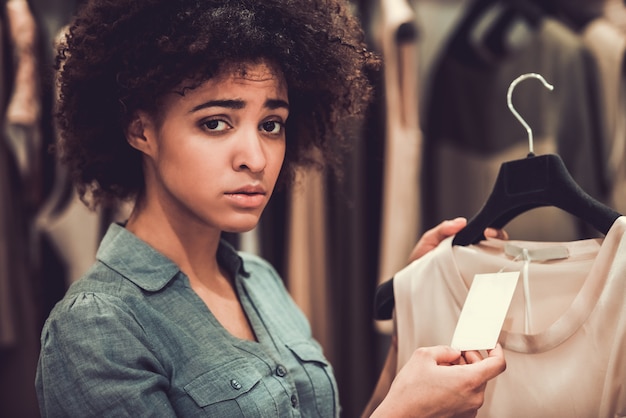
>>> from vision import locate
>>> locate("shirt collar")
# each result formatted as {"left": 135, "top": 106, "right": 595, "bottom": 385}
{"left": 96, "top": 223, "right": 249, "bottom": 292}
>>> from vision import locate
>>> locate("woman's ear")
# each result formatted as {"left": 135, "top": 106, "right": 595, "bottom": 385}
{"left": 126, "top": 111, "right": 155, "bottom": 156}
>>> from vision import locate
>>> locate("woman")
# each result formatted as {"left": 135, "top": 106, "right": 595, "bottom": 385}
{"left": 35, "top": 0, "right": 505, "bottom": 416}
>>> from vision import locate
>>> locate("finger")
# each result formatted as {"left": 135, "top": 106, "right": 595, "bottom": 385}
{"left": 468, "top": 344, "right": 507, "bottom": 381}
{"left": 409, "top": 217, "right": 468, "bottom": 262}
{"left": 431, "top": 217, "right": 467, "bottom": 241}
{"left": 421, "top": 345, "right": 463, "bottom": 365}
{"left": 462, "top": 350, "right": 484, "bottom": 364}
{"left": 419, "top": 217, "right": 467, "bottom": 248}
{"left": 484, "top": 227, "right": 509, "bottom": 240}
{"left": 486, "top": 343, "right": 505, "bottom": 359}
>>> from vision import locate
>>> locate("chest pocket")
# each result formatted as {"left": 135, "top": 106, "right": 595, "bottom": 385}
{"left": 287, "top": 341, "right": 338, "bottom": 417}
{"left": 184, "top": 358, "right": 270, "bottom": 417}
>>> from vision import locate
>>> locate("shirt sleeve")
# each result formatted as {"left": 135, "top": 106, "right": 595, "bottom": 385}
{"left": 35, "top": 292, "right": 177, "bottom": 418}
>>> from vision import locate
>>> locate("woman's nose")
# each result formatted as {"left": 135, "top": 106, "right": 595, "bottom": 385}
{"left": 233, "top": 130, "right": 266, "bottom": 173}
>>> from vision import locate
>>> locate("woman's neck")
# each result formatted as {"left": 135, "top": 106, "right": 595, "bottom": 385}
{"left": 125, "top": 198, "right": 223, "bottom": 287}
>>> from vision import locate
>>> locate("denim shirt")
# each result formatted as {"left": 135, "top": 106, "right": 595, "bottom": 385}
{"left": 36, "top": 223, "right": 339, "bottom": 417}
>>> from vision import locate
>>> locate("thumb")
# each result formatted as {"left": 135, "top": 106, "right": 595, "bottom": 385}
{"left": 465, "top": 344, "right": 507, "bottom": 381}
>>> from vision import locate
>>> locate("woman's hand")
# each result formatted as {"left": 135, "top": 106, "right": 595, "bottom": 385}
{"left": 408, "top": 217, "right": 508, "bottom": 262}
{"left": 371, "top": 344, "right": 506, "bottom": 418}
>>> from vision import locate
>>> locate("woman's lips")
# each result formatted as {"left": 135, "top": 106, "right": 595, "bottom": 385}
{"left": 225, "top": 186, "right": 267, "bottom": 209}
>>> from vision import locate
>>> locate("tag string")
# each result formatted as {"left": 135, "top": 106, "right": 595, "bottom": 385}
{"left": 521, "top": 249, "right": 532, "bottom": 334}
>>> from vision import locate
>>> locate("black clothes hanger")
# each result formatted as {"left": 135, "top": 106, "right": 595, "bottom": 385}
{"left": 452, "top": 153, "right": 622, "bottom": 245}
{"left": 453, "top": 73, "right": 622, "bottom": 245}
{"left": 373, "top": 73, "right": 622, "bottom": 320}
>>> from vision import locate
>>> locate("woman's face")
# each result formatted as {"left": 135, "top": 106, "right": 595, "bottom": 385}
{"left": 135, "top": 60, "right": 288, "bottom": 233}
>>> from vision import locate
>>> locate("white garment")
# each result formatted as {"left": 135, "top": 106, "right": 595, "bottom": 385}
{"left": 394, "top": 216, "right": 626, "bottom": 417}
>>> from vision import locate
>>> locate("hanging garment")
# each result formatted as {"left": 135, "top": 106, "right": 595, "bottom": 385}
{"left": 370, "top": 0, "right": 421, "bottom": 333}
{"left": 394, "top": 216, "right": 626, "bottom": 417}
{"left": 285, "top": 164, "right": 332, "bottom": 360}
{"left": 1, "top": 2, "right": 53, "bottom": 417}
{"left": 35, "top": 190, "right": 101, "bottom": 283}
{"left": 4, "top": 0, "right": 43, "bottom": 207}
{"left": 581, "top": 18, "right": 626, "bottom": 215}
{"left": 0, "top": 0, "right": 13, "bottom": 349}
{"left": 602, "top": 0, "right": 626, "bottom": 32}
{"left": 547, "top": 0, "right": 606, "bottom": 29}
{"left": 422, "top": 12, "right": 607, "bottom": 241}
{"left": 0, "top": 140, "right": 17, "bottom": 349}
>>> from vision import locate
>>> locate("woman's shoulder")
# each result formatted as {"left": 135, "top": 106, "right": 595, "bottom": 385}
{"left": 46, "top": 261, "right": 146, "bottom": 324}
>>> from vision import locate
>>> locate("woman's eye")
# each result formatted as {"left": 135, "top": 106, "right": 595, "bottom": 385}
{"left": 203, "top": 119, "right": 229, "bottom": 131}
{"left": 261, "top": 121, "right": 283, "bottom": 134}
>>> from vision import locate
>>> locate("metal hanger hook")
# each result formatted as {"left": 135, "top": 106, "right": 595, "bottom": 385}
{"left": 506, "top": 73, "right": 554, "bottom": 156}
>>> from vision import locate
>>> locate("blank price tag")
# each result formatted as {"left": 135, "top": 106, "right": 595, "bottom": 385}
{"left": 451, "top": 271, "right": 520, "bottom": 351}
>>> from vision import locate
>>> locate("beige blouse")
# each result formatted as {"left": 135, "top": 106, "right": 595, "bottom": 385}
{"left": 394, "top": 216, "right": 626, "bottom": 417}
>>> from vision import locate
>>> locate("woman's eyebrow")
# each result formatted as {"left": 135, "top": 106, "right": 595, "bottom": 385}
{"left": 265, "top": 98, "right": 289, "bottom": 111}
{"left": 189, "top": 98, "right": 289, "bottom": 113}
{"left": 190, "top": 99, "right": 245, "bottom": 112}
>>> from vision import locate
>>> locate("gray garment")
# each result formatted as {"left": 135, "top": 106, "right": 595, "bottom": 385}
{"left": 36, "top": 223, "right": 339, "bottom": 417}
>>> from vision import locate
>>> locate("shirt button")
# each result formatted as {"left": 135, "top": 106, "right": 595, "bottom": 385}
{"left": 275, "top": 365, "right": 287, "bottom": 377}
{"left": 291, "top": 394, "right": 298, "bottom": 408}
{"left": 230, "top": 379, "right": 242, "bottom": 390}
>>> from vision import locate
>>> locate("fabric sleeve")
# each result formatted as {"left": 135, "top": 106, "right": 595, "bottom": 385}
{"left": 35, "top": 292, "right": 177, "bottom": 418}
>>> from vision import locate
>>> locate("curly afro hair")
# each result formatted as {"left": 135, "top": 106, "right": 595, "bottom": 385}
{"left": 55, "top": 0, "right": 380, "bottom": 207}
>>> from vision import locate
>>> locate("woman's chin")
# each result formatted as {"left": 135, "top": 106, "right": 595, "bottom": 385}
{"left": 222, "top": 220, "right": 260, "bottom": 235}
